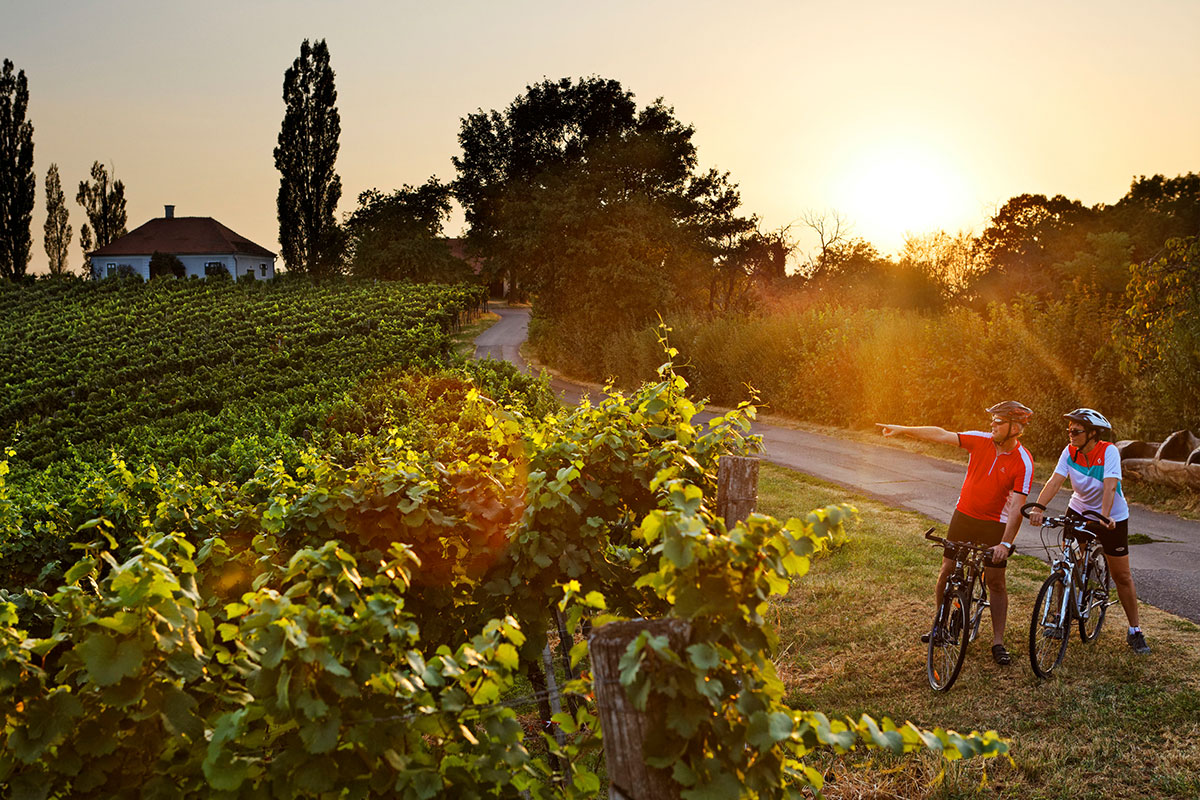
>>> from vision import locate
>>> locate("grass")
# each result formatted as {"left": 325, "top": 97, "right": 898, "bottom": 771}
{"left": 453, "top": 309, "right": 501, "bottom": 355}
{"left": 758, "top": 462, "right": 1200, "bottom": 800}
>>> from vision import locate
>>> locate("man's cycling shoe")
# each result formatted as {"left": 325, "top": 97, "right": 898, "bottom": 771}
{"left": 1127, "top": 630, "right": 1151, "bottom": 655}
{"left": 991, "top": 644, "right": 1012, "bottom": 666}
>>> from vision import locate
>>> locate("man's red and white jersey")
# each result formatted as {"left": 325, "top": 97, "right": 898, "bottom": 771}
{"left": 954, "top": 431, "right": 1034, "bottom": 522}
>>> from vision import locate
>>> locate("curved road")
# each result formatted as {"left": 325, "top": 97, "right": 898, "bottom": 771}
{"left": 476, "top": 305, "right": 1200, "bottom": 623}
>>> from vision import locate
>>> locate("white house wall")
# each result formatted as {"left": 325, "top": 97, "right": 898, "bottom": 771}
{"left": 90, "top": 254, "right": 275, "bottom": 281}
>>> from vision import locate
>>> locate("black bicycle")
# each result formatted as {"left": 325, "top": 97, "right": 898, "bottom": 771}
{"left": 1022, "top": 503, "right": 1114, "bottom": 678}
{"left": 923, "top": 527, "right": 994, "bottom": 691}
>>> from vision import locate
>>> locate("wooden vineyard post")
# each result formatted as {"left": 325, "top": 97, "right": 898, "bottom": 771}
{"left": 588, "top": 619, "right": 691, "bottom": 800}
{"left": 717, "top": 455, "right": 758, "bottom": 526}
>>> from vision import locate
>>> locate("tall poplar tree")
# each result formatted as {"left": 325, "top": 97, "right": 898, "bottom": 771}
{"left": 274, "top": 38, "right": 342, "bottom": 277}
{"left": 43, "top": 163, "right": 72, "bottom": 276}
{"left": 0, "top": 58, "right": 35, "bottom": 280}
{"left": 76, "top": 161, "right": 127, "bottom": 278}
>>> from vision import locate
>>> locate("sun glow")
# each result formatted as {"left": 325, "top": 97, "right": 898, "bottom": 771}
{"left": 831, "top": 140, "right": 974, "bottom": 254}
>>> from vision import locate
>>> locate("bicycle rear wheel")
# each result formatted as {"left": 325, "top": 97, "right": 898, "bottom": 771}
{"left": 968, "top": 576, "right": 988, "bottom": 644}
{"left": 1079, "top": 555, "right": 1110, "bottom": 643}
{"left": 1030, "top": 573, "right": 1071, "bottom": 678}
{"left": 927, "top": 589, "right": 969, "bottom": 691}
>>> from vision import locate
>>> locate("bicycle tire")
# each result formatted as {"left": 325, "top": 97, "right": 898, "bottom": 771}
{"left": 927, "top": 589, "right": 970, "bottom": 691}
{"left": 1030, "top": 573, "right": 1071, "bottom": 678}
{"left": 1079, "top": 555, "right": 1110, "bottom": 643}
{"left": 968, "top": 575, "right": 988, "bottom": 644}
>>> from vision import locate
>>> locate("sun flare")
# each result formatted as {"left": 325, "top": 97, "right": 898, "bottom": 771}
{"left": 832, "top": 140, "right": 973, "bottom": 253}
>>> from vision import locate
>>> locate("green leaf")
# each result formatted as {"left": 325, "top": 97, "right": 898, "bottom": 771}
{"left": 63, "top": 556, "right": 98, "bottom": 585}
{"left": 686, "top": 643, "right": 720, "bottom": 671}
{"left": 299, "top": 711, "right": 341, "bottom": 754}
{"left": 75, "top": 632, "right": 144, "bottom": 686}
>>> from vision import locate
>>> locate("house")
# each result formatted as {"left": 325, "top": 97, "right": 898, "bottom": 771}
{"left": 89, "top": 206, "right": 276, "bottom": 281}
{"left": 445, "top": 237, "right": 508, "bottom": 298}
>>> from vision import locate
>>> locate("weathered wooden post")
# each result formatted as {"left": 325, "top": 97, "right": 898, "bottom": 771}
{"left": 717, "top": 454, "right": 758, "bottom": 526}
{"left": 587, "top": 456, "right": 759, "bottom": 798}
{"left": 588, "top": 618, "right": 691, "bottom": 800}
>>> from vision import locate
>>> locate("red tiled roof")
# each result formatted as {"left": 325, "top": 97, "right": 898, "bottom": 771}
{"left": 444, "top": 237, "right": 485, "bottom": 275}
{"left": 90, "top": 217, "right": 275, "bottom": 259}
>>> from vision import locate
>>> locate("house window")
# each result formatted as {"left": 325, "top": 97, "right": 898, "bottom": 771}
{"left": 260, "top": 264, "right": 267, "bottom": 277}
{"left": 107, "top": 263, "right": 116, "bottom": 277}
{"left": 205, "top": 261, "right": 224, "bottom": 270}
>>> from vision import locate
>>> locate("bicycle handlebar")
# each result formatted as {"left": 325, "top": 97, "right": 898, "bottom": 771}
{"left": 923, "top": 527, "right": 999, "bottom": 556}
{"left": 1020, "top": 502, "right": 1110, "bottom": 528}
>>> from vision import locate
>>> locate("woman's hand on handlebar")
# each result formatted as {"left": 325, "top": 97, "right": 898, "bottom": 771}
{"left": 1022, "top": 501, "right": 1047, "bottom": 527}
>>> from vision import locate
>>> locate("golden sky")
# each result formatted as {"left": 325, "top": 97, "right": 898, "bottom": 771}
{"left": 6, "top": 0, "right": 1199, "bottom": 273}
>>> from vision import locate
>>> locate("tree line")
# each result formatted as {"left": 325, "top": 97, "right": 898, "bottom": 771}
{"left": 3, "top": 41, "right": 1195, "bottom": 320}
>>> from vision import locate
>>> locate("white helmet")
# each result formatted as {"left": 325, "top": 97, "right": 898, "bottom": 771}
{"left": 1063, "top": 408, "right": 1112, "bottom": 434}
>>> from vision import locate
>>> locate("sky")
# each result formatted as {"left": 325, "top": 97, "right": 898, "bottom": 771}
{"left": 4, "top": 0, "right": 1199, "bottom": 274}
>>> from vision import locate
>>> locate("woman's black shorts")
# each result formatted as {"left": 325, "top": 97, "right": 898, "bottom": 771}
{"left": 946, "top": 509, "right": 1007, "bottom": 570}
{"left": 1068, "top": 510, "right": 1130, "bottom": 557}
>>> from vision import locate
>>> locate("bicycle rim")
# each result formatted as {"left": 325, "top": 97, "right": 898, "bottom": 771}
{"left": 928, "top": 590, "right": 969, "bottom": 691}
{"left": 1030, "top": 573, "right": 1071, "bottom": 678}
{"left": 1079, "top": 556, "right": 1110, "bottom": 643}
{"left": 969, "top": 577, "right": 988, "bottom": 644}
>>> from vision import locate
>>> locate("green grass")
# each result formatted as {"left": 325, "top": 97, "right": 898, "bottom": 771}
{"left": 758, "top": 462, "right": 1200, "bottom": 799}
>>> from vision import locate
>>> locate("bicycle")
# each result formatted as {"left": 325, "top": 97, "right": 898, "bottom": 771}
{"left": 922, "top": 527, "right": 994, "bottom": 691}
{"left": 1022, "top": 503, "right": 1114, "bottom": 678}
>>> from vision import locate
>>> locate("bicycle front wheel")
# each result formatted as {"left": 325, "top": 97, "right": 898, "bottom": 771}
{"left": 968, "top": 576, "right": 988, "bottom": 644}
{"left": 1079, "top": 555, "right": 1110, "bottom": 643}
{"left": 1030, "top": 573, "right": 1071, "bottom": 678}
{"left": 928, "top": 589, "right": 969, "bottom": 691}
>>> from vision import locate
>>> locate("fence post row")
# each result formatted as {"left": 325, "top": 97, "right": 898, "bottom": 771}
{"left": 585, "top": 455, "right": 759, "bottom": 799}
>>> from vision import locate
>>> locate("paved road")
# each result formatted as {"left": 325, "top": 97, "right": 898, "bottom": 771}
{"left": 476, "top": 305, "right": 1200, "bottom": 623}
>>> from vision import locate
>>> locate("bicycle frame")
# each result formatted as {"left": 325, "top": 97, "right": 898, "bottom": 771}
{"left": 923, "top": 527, "right": 995, "bottom": 691}
{"left": 1025, "top": 504, "right": 1112, "bottom": 678}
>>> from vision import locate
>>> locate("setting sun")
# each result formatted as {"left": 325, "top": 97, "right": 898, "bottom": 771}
{"left": 832, "top": 140, "right": 975, "bottom": 253}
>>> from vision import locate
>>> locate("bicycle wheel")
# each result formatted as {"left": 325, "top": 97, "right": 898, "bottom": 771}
{"left": 968, "top": 576, "right": 988, "bottom": 644}
{"left": 1029, "top": 573, "right": 1071, "bottom": 678}
{"left": 1079, "top": 555, "right": 1110, "bottom": 643}
{"left": 927, "top": 589, "right": 970, "bottom": 691}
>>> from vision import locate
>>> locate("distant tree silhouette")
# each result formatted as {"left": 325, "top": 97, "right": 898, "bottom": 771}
{"left": 0, "top": 59, "right": 35, "bottom": 280}
{"left": 149, "top": 251, "right": 186, "bottom": 279}
{"left": 76, "top": 161, "right": 127, "bottom": 278}
{"left": 346, "top": 179, "right": 470, "bottom": 282}
{"left": 43, "top": 164, "right": 72, "bottom": 276}
{"left": 274, "top": 38, "right": 342, "bottom": 277}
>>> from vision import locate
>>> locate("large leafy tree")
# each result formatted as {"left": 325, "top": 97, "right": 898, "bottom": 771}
{"left": 76, "top": 161, "right": 127, "bottom": 277}
{"left": 453, "top": 76, "right": 752, "bottom": 347}
{"left": 345, "top": 179, "right": 469, "bottom": 282}
{"left": 274, "top": 38, "right": 342, "bottom": 277}
{"left": 43, "top": 163, "right": 72, "bottom": 276}
{"left": 0, "top": 58, "right": 35, "bottom": 280}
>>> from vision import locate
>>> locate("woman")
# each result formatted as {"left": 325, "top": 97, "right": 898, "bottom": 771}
{"left": 1027, "top": 408, "right": 1150, "bottom": 654}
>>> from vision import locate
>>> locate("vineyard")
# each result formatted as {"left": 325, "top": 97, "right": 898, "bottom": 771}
{"left": 0, "top": 279, "right": 1006, "bottom": 797}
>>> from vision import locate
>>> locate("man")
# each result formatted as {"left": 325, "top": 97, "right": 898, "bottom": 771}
{"left": 1027, "top": 408, "right": 1149, "bottom": 654}
{"left": 876, "top": 401, "right": 1034, "bottom": 666}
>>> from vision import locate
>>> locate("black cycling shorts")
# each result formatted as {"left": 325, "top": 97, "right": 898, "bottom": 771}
{"left": 1069, "top": 510, "right": 1130, "bottom": 558}
{"left": 946, "top": 510, "right": 1007, "bottom": 570}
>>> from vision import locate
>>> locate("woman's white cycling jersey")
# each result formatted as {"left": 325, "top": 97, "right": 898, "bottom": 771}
{"left": 1055, "top": 441, "right": 1129, "bottom": 523}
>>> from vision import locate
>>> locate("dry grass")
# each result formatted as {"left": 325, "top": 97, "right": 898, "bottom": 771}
{"left": 759, "top": 463, "right": 1200, "bottom": 800}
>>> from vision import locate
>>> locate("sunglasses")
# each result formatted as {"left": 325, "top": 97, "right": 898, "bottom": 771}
{"left": 1067, "top": 428, "right": 1086, "bottom": 436}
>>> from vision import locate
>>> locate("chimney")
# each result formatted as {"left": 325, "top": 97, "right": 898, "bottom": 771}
{"left": 165, "top": 205, "right": 175, "bottom": 219}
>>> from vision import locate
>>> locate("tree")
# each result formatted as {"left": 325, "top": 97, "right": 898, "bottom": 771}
{"left": 345, "top": 179, "right": 471, "bottom": 282}
{"left": 1120, "top": 235, "right": 1200, "bottom": 433}
{"left": 149, "top": 251, "right": 186, "bottom": 279}
{"left": 0, "top": 59, "right": 35, "bottom": 280}
{"left": 42, "top": 163, "right": 72, "bottom": 276}
{"left": 76, "top": 161, "right": 127, "bottom": 277}
{"left": 274, "top": 38, "right": 342, "bottom": 277}
{"left": 976, "top": 193, "right": 1092, "bottom": 299}
{"left": 453, "top": 76, "right": 752, "bottom": 327}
